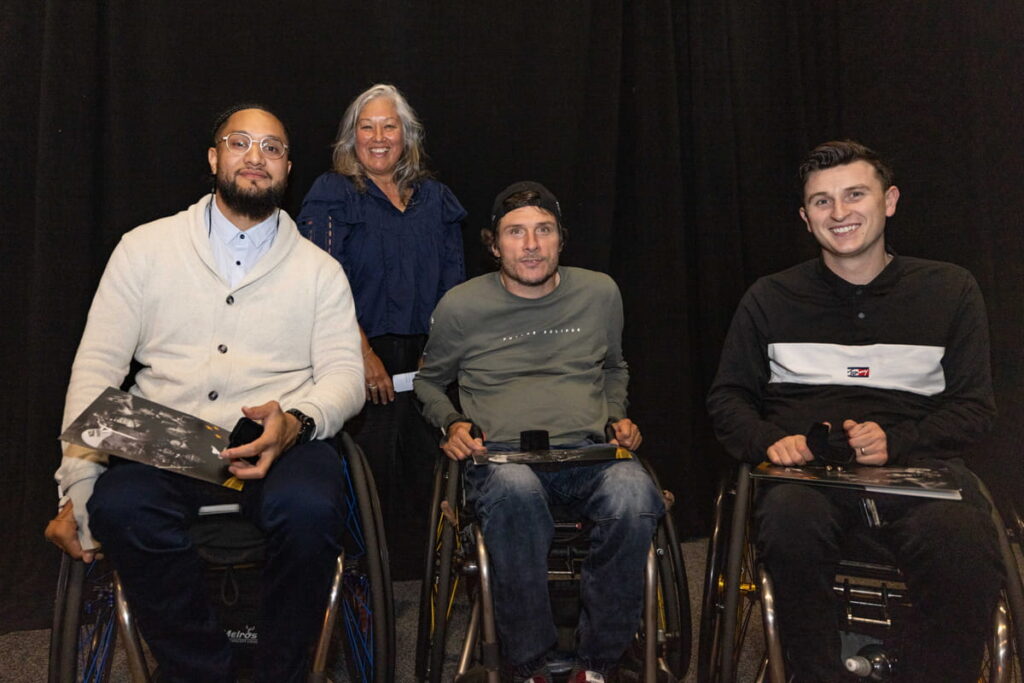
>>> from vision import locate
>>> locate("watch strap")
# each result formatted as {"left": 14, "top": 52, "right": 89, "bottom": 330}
{"left": 286, "top": 409, "right": 316, "bottom": 445}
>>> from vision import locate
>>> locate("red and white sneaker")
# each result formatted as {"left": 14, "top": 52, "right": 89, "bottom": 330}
{"left": 511, "top": 667, "right": 551, "bottom": 683}
{"left": 568, "top": 670, "right": 606, "bottom": 683}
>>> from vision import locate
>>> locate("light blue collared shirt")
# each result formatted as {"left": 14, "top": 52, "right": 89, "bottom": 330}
{"left": 207, "top": 198, "right": 279, "bottom": 288}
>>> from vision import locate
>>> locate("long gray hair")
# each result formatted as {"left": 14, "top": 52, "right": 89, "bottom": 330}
{"left": 331, "top": 83, "right": 431, "bottom": 194}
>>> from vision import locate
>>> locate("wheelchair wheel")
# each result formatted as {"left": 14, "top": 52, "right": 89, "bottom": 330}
{"left": 697, "top": 471, "right": 731, "bottom": 683}
{"left": 48, "top": 554, "right": 119, "bottom": 683}
{"left": 416, "top": 456, "right": 461, "bottom": 683}
{"left": 338, "top": 434, "right": 395, "bottom": 683}
{"left": 634, "top": 458, "right": 692, "bottom": 682}
{"left": 650, "top": 508, "right": 691, "bottom": 680}
{"left": 697, "top": 464, "right": 771, "bottom": 683}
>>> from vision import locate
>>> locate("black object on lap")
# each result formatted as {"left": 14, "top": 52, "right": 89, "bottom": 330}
{"left": 520, "top": 430, "right": 550, "bottom": 452}
{"left": 805, "top": 422, "right": 855, "bottom": 466}
{"left": 229, "top": 417, "right": 264, "bottom": 448}
{"left": 229, "top": 417, "right": 264, "bottom": 464}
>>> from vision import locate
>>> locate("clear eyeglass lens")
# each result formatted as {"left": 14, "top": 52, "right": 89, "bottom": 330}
{"left": 223, "top": 133, "right": 287, "bottom": 159}
{"left": 225, "top": 133, "right": 252, "bottom": 153}
{"left": 259, "top": 138, "right": 286, "bottom": 159}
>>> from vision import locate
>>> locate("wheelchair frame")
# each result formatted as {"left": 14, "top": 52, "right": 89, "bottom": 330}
{"left": 415, "top": 453, "right": 692, "bottom": 683}
{"left": 697, "top": 461, "right": 1024, "bottom": 683}
{"left": 48, "top": 432, "right": 395, "bottom": 683}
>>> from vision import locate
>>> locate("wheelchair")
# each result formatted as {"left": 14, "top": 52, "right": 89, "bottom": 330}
{"left": 48, "top": 432, "right": 394, "bottom": 683}
{"left": 415, "top": 446, "right": 692, "bottom": 683}
{"left": 697, "top": 461, "right": 1024, "bottom": 683}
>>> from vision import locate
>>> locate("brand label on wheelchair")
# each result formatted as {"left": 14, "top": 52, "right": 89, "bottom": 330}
{"left": 226, "top": 625, "right": 258, "bottom": 645}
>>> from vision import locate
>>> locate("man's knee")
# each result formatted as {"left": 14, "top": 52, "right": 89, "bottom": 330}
{"left": 470, "top": 463, "right": 547, "bottom": 509}
{"left": 254, "top": 441, "right": 345, "bottom": 535}
{"left": 88, "top": 463, "right": 184, "bottom": 546}
{"left": 257, "top": 485, "right": 344, "bottom": 552}
{"left": 588, "top": 460, "right": 663, "bottom": 523}
{"left": 893, "top": 500, "right": 1003, "bottom": 588}
{"left": 755, "top": 484, "right": 844, "bottom": 561}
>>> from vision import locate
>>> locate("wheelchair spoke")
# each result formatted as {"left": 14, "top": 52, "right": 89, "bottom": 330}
{"left": 56, "top": 558, "right": 120, "bottom": 683}
{"left": 342, "top": 458, "right": 369, "bottom": 559}
{"left": 340, "top": 555, "right": 377, "bottom": 682}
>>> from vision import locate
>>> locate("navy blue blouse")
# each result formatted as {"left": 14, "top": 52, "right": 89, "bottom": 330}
{"left": 298, "top": 173, "right": 467, "bottom": 338}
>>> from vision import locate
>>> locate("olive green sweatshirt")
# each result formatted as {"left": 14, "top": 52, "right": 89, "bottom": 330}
{"left": 414, "top": 266, "right": 629, "bottom": 446}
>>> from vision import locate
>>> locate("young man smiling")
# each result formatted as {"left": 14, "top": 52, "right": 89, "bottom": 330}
{"left": 707, "top": 141, "right": 1002, "bottom": 682}
{"left": 415, "top": 182, "right": 662, "bottom": 683}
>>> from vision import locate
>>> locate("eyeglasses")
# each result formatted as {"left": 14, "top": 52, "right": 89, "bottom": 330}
{"left": 218, "top": 132, "right": 289, "bottom": 160}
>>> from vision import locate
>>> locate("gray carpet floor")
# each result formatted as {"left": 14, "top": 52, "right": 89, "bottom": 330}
{"left": 0, "top": 538, "right": 761, "bottom": 682}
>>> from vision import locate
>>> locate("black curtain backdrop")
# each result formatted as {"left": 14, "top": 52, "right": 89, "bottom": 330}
{"left": 2, "top": 1, "right": 1022, "bottom": 632}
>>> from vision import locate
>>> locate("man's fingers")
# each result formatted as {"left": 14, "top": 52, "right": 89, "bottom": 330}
{"left": 240, "top": 401, "right": 277, "bottom": 420}
{"left": 221, "top": 438, "right": 271, "bottom": 460}
{"left": 442, "top": 432, "right": 485, "bottom": 461}
{"left": 443, "top": 448, "right": 467, "bottom": 461}
{"left": 229, "top": 462, "right": 269, "bottom": 479}
{"left": 457, "top": 435, "right": 486, "bottom": 455}
{"left": 768, "top": 436, "right": 813, "bottom": 467}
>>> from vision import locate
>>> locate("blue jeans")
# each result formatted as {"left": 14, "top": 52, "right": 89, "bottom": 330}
{"left": 464, "top": 456, "right": 665, "bottom": 674}
{"left": 88, "top": 440, "right": 345, "bottom": 683}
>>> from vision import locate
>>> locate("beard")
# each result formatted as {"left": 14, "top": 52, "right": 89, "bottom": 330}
{"left": 499, "top": 255, "right": 559, "bottom": 290}
{"left": 215, "top": 172, "right": 287, "bottom": 221}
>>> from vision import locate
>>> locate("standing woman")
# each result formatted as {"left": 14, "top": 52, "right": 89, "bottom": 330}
{"left": 299, "top": 84, "right": 466, "bottom": 579}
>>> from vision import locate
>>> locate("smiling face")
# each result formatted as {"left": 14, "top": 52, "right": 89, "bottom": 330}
{"left": 354, "top": 96, "right": 404, "bottom": 182}
{"left": 800, "top": 160, "right": 900, "bottom": 274}
{"left": 491, "top": 205, "right": 562, "bottom": 298}
{"left": 207, "top": 108, "right": 291, "bottom": 226}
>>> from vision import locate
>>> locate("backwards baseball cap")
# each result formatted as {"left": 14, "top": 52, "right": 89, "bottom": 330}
{"left": 491, "top": 181, "right": 562, "bottom": 229}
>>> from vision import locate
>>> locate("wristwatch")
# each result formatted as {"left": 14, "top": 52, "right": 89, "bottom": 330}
{"left": 286, "top": 409, "right": 316, "bottom": 445}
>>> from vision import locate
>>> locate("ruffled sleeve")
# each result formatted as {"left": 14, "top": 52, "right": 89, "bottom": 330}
{"left": 296, "top": 173, "right": 363, "bottom": 268}
{"left": 437, "top": 183, "right": 467, "bottom": 298}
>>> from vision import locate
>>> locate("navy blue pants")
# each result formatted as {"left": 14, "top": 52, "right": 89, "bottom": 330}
{"left": 755, "top": 462, "right": 1003, "bottom": 683}
{"left": 88, "top": 440, "right": 345, "bottom": 683}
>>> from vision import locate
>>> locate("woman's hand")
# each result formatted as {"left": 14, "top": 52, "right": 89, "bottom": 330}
{"left": 363, "top": 350, "right": 395, "bottom": 404}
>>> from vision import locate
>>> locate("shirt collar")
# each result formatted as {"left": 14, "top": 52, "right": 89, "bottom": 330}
{"left": 365, "top": 176, "right": 418, "bottom": 210}
{"left": 816, "top": 248, "right": 902, "bottom": 297}
{"left": 209, "top": 198, "right": 279, "bottom": 248}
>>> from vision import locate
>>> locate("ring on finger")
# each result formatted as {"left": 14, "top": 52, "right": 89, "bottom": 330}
{"left": 367, "top": 384, "right": 377, "bottom": 390}
{"left": 859, "top": 447, "right": 866, "bottom": 457}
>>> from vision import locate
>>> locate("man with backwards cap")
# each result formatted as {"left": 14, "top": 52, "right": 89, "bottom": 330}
{"left": 415, "top": 182, "right": 664, "bottom": 683}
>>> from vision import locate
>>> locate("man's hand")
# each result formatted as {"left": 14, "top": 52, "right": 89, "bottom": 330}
{"left": 44, "top": 502, "right": 99, "bottom": 563}
{"left": 442, "top": 421, "right": 486, "bottom": 461}
{"left": 219, "top": 401, "right": 298, "bottom": 479}
{"left": 767, "top": 434, "right": 815, "bottom": 466}
{"left": 609, "top": 418, "right": 642, "bottom": 450}
{"left": 364, "top": 349, "right": 395, "bottom": 405}
{"left": 844, "top": 419, "right": 889, "bottom": 465}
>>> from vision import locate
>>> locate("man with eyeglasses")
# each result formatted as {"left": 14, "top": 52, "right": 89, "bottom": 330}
{"left": 45, "top": 104, "right": 365, "bottom": 682}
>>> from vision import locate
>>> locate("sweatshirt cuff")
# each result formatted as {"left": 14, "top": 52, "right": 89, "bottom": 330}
{"left": 63, "top": 477, "right": 100, "bottom": 552}
{"left": 443, "top": 413, "right": 469, "bottom": 434}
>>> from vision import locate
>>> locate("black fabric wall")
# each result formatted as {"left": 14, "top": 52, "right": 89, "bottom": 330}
{"left": 2, "top": 1, "right": 1022, "bottom": 632}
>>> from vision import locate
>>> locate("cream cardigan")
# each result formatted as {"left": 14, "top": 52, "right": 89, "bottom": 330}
{"left": 57, "top": 194, "right": 364, "bottom": 547}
